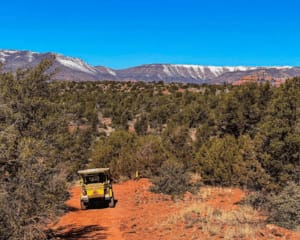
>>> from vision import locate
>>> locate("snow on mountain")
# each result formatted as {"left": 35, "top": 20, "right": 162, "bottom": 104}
{"left": 94, "top": 66, "right": 117, "bottom": 77}
{"left": 0, "top": 50, "right": 298, "bottom": 84}
{"left": 161, "top": 64, "right": 294, "bottom": 79}
{"left": 117, "top": 64, "right": 260, "bottom": 83}
{"left": 162, "top": 64, "right": 258, "bottom": 78}
{"left": 25, "top": 51, "right": 34, "bottom": 62}
{"left": 117, "top": 63, "right": 298, "bottom": 84}
{"left": 0, "top": 50, "right": 116, "bottom": 81}
{"left": 0, "top": 50, "right": 19, "bottom": 63}
{"left": 55, "top": 54, "right": 97, "bottom": 75}
{"left": 106, "top": 68, "right": 117, "bottom": 76}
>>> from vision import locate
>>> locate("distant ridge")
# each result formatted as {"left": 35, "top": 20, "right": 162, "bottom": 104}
{"left": 1, "top": 49, "right": 299, "bottom": 84}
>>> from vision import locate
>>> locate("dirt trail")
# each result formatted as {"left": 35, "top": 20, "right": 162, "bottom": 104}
{"left": 52, "top": 179, "right": 300, "bottom": 240}
{"left": 52, "top": 180, "right": 144, "bottom": 240}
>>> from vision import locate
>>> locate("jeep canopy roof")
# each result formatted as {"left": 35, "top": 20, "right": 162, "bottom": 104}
{"left": 77, "top": 168, "right": 110, "bottom": 176}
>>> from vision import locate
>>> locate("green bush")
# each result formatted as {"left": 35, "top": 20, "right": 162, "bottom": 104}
{"left": 89, "top": 132, "right": 167, "bottom": 180}
{"left": 241, "top": 191, "right": 269, "bottom": 210}
{"left": 267, "top": 182, "right": 300, "bottom": 230}
{"left": 150, "top": 160, "right": 198, "bottom": 196}
{"left": 196, "top": 135, "right": 269, "bottom": 189}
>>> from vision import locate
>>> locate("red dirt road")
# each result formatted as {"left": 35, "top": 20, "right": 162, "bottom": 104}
{"left": 51, "top": 180, "right": 149, "bottom": 240}
{"left": 52, "top": 178, "right": 172, "bottom": 240}
{"left": 51, "top": 179, "right": 300, "bottom": 240}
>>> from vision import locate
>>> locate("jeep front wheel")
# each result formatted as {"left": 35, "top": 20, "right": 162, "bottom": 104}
{"left": 108, "top": 197, "right": 115, "bottom": 208}
{"left": 80, "top": 200, "right": 88, "bottom": 210}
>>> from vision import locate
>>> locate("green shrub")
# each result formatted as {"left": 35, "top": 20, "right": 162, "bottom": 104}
{"left": 241, "top": 191, "right": 269, "bottom": 210}
{"left": 267, "top": 182, "right": 300, "bottom": 230}
{"left": 196, "top": 135, "right": 269, "bottom": 189}
{"left": 134, "top": 114, "right": 148, "bottom": 135}
{"left": 150, "top": 160, "right": 198, "bottom": 196}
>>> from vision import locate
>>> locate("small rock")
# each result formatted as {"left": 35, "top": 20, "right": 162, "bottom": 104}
{"left": 270, "top": 228, "right": 284, "bottom": 237}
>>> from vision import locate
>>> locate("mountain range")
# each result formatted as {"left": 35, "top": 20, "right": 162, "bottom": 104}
{"left": 1, "top": 50, "right": 300, "bottom": 84}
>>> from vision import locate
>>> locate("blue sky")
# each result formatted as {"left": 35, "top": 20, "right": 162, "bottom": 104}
{"left": 1, "top": 0, "right": 300, "bottom": 68}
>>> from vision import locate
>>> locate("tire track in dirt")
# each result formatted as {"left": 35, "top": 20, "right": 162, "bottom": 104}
{"left": 52, "top": 182, "right": 130, "bottom": 240}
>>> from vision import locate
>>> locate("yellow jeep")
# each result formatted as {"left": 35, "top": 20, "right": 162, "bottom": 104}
{"left": 77, "top": 168, "right": 115, "bottom": 209}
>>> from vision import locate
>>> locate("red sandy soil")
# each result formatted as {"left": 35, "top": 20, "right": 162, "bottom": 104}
{"left": 51, "top": 179, "right": 300, "bottom": 240}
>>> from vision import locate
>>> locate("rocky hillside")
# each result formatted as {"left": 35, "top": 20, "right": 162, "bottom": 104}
{"left": 1, "top": 49, "right": 300, "bottom": 84}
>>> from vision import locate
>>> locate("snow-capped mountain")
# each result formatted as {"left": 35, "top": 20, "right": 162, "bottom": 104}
{"left": 116, "top": 64, "right": 260, "bottom": 83}
{"left": 1, "top": 50, "right": 299, "bottom": 84}
{"left": 116, "top": 64, "right": 300, "bottom": 84}
{"left": 0, "top": 50, "right": 117, "bottom": 81}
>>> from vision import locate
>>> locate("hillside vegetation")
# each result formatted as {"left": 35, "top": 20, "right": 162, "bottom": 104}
{"left": 53, "top": 77, "right": 299, "bottom": 190}
{"left": 0, "top": 61, "right": 299, "bottom": 239}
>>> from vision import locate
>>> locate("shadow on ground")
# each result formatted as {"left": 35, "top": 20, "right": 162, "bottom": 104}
{"left": 65, "top": 199, "right": 118, "bottom": 212}
{"left": 66, "top": 205, "right": 80, "bottom": 212}
{"left": 88, "top": 199, "right": 119, "bottom": 209}
{"left": 48, "top": 224, "right": 108, "bottom": 239}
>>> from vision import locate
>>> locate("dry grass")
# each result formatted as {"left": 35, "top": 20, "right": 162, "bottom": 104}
{"left": 157, "top": 196, "right": 263, "bottom": 239}
{"left": 214, "top": 205, "right": 260, "bottom": 225}
{"left": 196, "top": 187, "right": 213, "bottom": 201}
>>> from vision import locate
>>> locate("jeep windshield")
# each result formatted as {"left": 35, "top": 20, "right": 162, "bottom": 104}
{"left": 83, "top": 173, "right": 106, "bottom": 184}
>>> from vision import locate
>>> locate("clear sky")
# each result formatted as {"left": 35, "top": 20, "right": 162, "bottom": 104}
{"left": 1, "top": 0, "right": 300, "bottom": 69}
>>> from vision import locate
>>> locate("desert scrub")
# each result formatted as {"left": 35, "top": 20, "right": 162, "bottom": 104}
{"left": 150, "top": 160, "right": 199, "bottom": 197}
{"left": 160, "top": 203, "right": 260, "bottom": 239}
{"left": 267, "top": 182, "right": 300, "bottom": 230}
